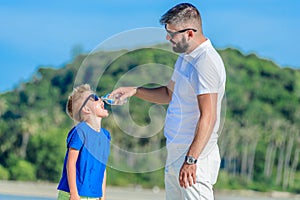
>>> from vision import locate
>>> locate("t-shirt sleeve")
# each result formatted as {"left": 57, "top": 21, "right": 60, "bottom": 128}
{"left": 190, "top": 57, "right": 219, "bottom": 95}
{"left": 66, "top": 127, "right": 84, "bottom": 150}
{"left": 103, "top": 128, "right": 111, "bottom": 141}
{"left": 101, "top": 128, "right": 111, "bottom": 162}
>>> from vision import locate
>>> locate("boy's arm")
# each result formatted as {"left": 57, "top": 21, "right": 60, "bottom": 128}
{"left": 100, "top": 169, "right": 107, "bottom": 200}
{"left": 67, "top": 148, "right": 80, "bottom": 200}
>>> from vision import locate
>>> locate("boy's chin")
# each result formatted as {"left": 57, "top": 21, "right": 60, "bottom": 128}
{"left": 102, "top": 111, "right": 109, "bottom": 118}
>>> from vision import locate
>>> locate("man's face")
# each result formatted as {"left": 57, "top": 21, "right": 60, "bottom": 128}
{"left": 165, "top": 24, "right": 190, "bottom": 53}
{"left": 171, "top": 36, "right": 189, "bottom": 53}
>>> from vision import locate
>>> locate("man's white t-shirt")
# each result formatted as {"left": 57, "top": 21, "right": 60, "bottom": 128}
{"left": 164, "top": 39, "right": 226, "bottom": 158}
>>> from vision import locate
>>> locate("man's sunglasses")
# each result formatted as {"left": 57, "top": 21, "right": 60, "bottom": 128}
{"left": 78, "top": 94, "right": 99, "bottom": 120}
{"left": 165, "top": 25, "right": 197, "bottom": 38}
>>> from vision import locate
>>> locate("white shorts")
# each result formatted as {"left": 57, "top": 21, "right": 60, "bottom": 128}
{"left": 165, "top": 144, "right": 221, "bottom": 200}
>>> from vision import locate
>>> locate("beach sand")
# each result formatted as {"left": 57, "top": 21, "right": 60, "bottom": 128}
{"left": 0, "top": 180, "right": 57, "bottom": 198}
{"left": 0, "top": 180, "right": 299, "bottom": 200}
{"left": 0, "top": 180, "right": 166, "bottom": 199}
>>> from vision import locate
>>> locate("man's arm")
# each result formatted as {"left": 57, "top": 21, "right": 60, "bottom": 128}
{"left": 110, "top": 80, "right": 174, "bottom": 105}
{"left": 179, "top": 93, "right": 218, "bottom": 188}
{"left": 67, "top": 148, "right": 80, "bottom": 200}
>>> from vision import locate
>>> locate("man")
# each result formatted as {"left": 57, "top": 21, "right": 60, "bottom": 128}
{"left": 110, "top": 3, "right": 226, "bottom": 200}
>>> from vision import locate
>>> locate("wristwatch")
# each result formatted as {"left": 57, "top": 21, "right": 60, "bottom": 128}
{"left": 185, "top": 156, "right": 197, "bottom": 165}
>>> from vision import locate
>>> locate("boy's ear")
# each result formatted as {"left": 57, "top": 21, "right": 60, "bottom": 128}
{"left": 81, "top": 106, "right": 91, "bottom": 115}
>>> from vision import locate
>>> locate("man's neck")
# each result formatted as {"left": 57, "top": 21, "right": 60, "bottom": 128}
{"left": 186, "top": 35, "right": 207, "bottom": 54}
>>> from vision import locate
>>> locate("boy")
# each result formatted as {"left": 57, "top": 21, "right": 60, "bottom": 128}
{"left": 57, "top": 84, "right": 110, "bottom": 200}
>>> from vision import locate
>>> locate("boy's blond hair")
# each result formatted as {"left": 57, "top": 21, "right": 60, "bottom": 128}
{"left": 66, "top": 84, "right": 93, "bottom": 122}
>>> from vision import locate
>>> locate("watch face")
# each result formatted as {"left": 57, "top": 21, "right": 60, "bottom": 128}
{"left": 186, "top": 156, "right": 197, "bottom": 164}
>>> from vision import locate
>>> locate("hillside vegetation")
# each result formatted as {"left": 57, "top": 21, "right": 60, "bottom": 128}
{"left": 0, "top": 45, "right": 299, "bottom": 193}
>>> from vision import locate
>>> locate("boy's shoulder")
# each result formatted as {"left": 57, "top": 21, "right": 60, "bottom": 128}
{"left": 76, "top": 121, "right": 87, "bottom": 129}
{"left": 67, "top": 122, "right": 86, "bottom": 137}
{"left": 101, "top": 127, "right": 111, "bottom": 140}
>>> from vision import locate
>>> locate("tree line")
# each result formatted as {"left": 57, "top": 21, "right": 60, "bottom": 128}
{"left": 0, "top": 45, "right": 299, "bottom": 193}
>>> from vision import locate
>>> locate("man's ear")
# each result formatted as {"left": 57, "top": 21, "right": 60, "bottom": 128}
{"left": 187, "top": 30, "right": 194, "bottom": 38}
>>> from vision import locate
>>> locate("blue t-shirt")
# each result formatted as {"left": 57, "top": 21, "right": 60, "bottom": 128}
{"left": 57, "top": 122, "right": 111, "bottom": 198}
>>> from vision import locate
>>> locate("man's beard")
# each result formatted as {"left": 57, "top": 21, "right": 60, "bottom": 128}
{"left": 172, "top": 37, "right": 189, "bottom": 53}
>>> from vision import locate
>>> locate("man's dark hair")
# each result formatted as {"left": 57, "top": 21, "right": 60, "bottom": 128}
{"left": 159, "top": 3, "right": 201, "bottom": 27}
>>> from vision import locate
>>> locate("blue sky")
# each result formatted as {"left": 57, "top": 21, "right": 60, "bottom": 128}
{"left": 1, "top": 0, "right": 299, "bottom": 93}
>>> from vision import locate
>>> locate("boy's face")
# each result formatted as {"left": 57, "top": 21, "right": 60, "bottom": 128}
{"left": 82, "top": 92, "right": 109, "bottom": 118}
{"left": 95, "top": 97, "right": 109, "bottom": 118}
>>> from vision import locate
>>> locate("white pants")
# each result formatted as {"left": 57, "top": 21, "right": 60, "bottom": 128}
{"left": 165, "top": 144, "right": 221, "bottom": 200}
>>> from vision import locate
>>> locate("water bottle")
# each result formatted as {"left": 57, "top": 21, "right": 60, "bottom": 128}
{"left": 101, "top": 93, "right": 128, "bottom": 105}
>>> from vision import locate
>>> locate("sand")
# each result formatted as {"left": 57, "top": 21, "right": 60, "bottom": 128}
{"left": 0, "top": 180, "right": 165, "bottom": 199}
{"left": 0, "top": 180, "right": 299, "bottom": 200}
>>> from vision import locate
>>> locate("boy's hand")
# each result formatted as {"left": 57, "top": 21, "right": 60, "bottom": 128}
{"left": 70, "top": 193, "right": 80, "bottom": 200}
